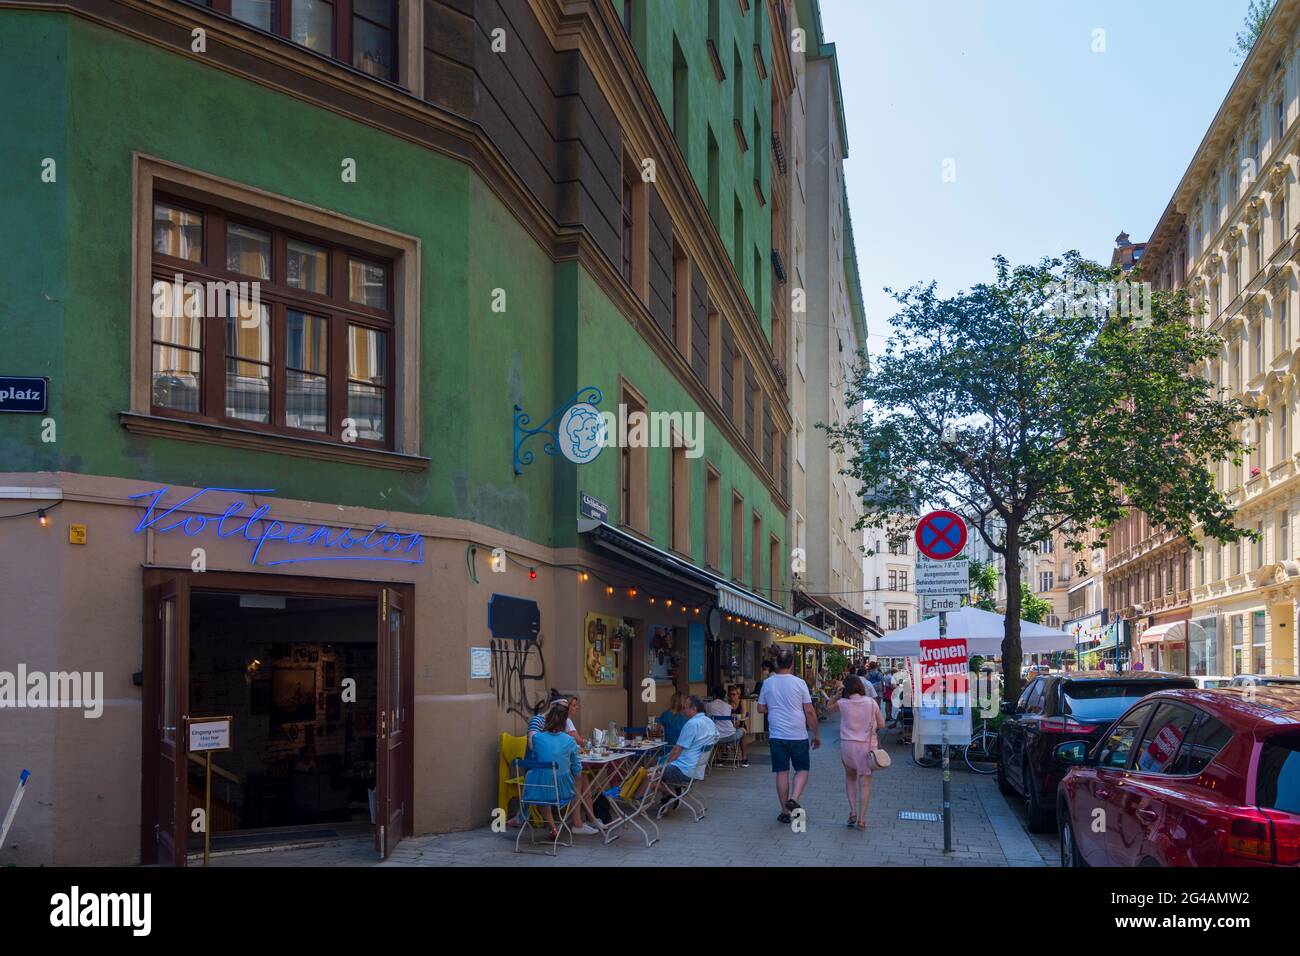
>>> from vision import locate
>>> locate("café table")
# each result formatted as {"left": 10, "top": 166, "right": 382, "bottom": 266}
{"left": 601, "top": 740, "right": 671, "bottom": 845}
{"left": 576, "top": 750, "right": 633, "bottom": 838}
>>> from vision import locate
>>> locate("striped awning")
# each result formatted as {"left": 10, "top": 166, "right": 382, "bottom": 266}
{"left": 717, "top": 582, "right": 832, "bottom": 644}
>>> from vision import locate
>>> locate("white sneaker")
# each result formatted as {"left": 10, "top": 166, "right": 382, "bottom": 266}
{"left": 573, "top": 824, "right": 599, "bottom": 835}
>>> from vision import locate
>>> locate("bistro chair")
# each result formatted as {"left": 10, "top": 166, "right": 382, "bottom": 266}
{"left": 599, "top": 760, "right": 665, "bottom": 847}
{"left": 498, "top": 732, "right": 529, "bottom": 823}
{"left": 710, "top": 714, "right": 744, "bottom": 770}
{"left": 657, "top": 742, "right": 714, "bottom": 822}
{"left": 512, "top": 758, "right": 574, "bottom": 856}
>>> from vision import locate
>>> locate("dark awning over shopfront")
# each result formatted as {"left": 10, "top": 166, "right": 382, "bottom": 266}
{"left": 579, "top": 519, "right": 832, "bottom": 643}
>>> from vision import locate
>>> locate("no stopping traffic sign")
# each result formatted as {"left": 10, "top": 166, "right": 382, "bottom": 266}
{"left": 915, "top": 510, "right": 967, "bottom": 561}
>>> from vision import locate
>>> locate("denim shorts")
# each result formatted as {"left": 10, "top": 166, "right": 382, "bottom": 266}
{"left": 769, "top": 737, "right": 810, "bottom": 773}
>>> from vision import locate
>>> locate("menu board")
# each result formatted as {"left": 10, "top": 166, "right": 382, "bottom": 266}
{"left": 584, "top": 612, "right": 622, "bottom": 686}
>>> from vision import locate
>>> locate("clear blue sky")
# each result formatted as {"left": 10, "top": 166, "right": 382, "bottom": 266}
{"left": 820, "top": 0, "right": 1251, "bottom": 354}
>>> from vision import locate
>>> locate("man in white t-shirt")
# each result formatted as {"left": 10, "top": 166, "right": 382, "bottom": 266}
{"left": 758, "top": 649, "right": 820, "bottom": 824}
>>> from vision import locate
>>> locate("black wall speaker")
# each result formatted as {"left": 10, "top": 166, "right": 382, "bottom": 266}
{"left": 489, "top": 593, "right": 541, "bottom": 642}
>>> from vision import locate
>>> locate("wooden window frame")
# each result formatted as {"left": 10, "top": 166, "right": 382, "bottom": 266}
{"left": 207, "top": 0, "right": 401, "bottom": 83}
{"left": 769, "top": 532, "right": 780, "bottom": 603}
{"left": 671, "top": 439, "right": 691, "bottom": 556}
{"left": 128, "top": 154, "right": 422, "bottom": 466}
{"left": 751, "top": 509, "right": 763, "bottom": 593}
{"left": 672, "top": 240, "right": 691, "bottom": 356}
{"left": 619, "top": 380, "right": 650, "bottom": 536}
{"left": 707, "top": 306, "right": 722, "bottom": 401}
{"left": 149, "top": 191, "right": 396, "bottom": 450}
{"left": 706, "top": 464, "right": 722, "bottom": 571}
{"left": 731, "top": 490, "right": 745, "bottom": 584}
{"left": 621, "top": 151, "right": 649, "bottom": 303}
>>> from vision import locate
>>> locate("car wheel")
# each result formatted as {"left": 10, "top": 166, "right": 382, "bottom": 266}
{"left": 1022, "top": 760, "right": 1053, "bottom": 833}
{"left": 1058, "top": 803, "right": 1086, "bottom": 867}
{"left": 996, "top": 738, "right": 1016, "bottom": 795}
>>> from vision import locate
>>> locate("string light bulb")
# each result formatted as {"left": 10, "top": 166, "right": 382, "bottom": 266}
{"left": 580, "top": 572, "right": 589, "bottom": 582}
{"left": 629, "top": 589, "right": 637, "bottom": 597}
{"left": 666, "top": 599, "right": 673, "bottom": 608}
{"left": 37, "top": 509, "right": 48, "bottom": 528}
{"left": 529, "top": 568, "right": 537, "bottom": 580}
{"left": 606, "top": 586, "right": 614, "bottom": 596}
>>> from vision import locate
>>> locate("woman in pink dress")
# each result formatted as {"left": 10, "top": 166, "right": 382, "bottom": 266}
{"left": 828, "top": 674, "right": 886, "bottom": 830}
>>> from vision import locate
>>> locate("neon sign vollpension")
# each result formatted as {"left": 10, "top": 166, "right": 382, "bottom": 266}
{"left": 130, "top": 486, "right": 424, "bottom": 568}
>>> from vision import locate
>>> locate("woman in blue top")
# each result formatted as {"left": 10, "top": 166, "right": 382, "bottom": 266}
{"left": 524, "top": 704, "right": 601, "bottom": 836}
{"left": 657, "top": 692, "right": 687, "bottom": 745}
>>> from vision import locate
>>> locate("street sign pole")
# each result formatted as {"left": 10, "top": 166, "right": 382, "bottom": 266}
{"left": 915, "top": 509, "right": 966, "bottom": 856}
{"left": 939, "top": 610, "right": 952, "bottom": 854}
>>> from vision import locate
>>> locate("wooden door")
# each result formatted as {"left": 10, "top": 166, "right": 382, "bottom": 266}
{"left": 375, "top": 587, "right": 409, "bottom": 857}
{"left": 142, "top": 576, "right": 190, "bottom": 866}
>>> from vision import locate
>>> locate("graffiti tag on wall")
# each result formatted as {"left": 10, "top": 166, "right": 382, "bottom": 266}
{"left": 489, "top": 634, "right": 547, "bottom": 720}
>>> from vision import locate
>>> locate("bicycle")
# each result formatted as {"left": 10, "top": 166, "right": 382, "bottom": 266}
{"left": 908, "top": 717, "right": 999, "bottom": 774}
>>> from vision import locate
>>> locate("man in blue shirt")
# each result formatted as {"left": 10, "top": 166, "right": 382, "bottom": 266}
{"left": 655, "top": 696, "right": 717, "bottom": 806}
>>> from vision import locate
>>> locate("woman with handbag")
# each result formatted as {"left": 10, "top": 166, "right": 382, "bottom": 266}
{"left": 827, "top": 674, "right": 887, "bottom": 830}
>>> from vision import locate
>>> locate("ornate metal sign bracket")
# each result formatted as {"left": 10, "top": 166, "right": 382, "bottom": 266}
{"left": 514, "top": 385, "right": 604, "bottom": 475}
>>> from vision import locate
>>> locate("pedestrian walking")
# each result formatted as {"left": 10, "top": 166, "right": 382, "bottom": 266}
{"left": 826, "top": 674, "right": 886, "bottom": 830}
{"left": 882, "top": 668, "right": 897, "bottom": 721}
{"left": 758, "top": 649, "right": 820, "bottom": 824}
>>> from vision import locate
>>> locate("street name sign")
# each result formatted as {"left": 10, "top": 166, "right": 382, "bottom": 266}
{"left": 915, "top": 557, "right": 969, "bottom": 595}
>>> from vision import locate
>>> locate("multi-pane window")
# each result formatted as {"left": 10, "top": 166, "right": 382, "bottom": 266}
{"left": 1279, "top": 298, "right": 1289, "bottom": 353}
{"left": 1039, "top": 571, "right": 1053, "bottom": 592}
{"left": 207, "top": 0, "right": 397, "bottom": 81}
{"left": 888, "top": 570, "right": 897, "bottom": 591}
{"left": 621, "top": 176, "right": 635, "bottom": 284}
{"left": 1280, "top": 508, "right": 1291, "bottom": 564}
{"left": 1279, "top": 404, "right": 1290, "bottom": 461}
{"left": 887, "top": 609, "right": 898, "bottom": 630}
{"left": 151, "top": 196, "right": 393, "bottom": 447}
{"left": 898, "top": 610, "right": 908, "bottom": 628}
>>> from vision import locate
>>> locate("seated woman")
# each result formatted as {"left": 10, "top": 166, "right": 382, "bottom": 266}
{"left": 704, "top": 685, "right": 748, "bottom": 767}
{"left": 725, "top": 684, "right": 750, "bottom": 766}
{"left": 657, "top": 692, "right": 687, "bottom": 745}
{"left": 523, "top": 704, "right": 603, "bottom": 836}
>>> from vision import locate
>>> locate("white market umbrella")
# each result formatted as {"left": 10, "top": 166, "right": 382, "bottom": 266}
{"left": 869, "top": 606, "right": 1074, "bottom": 657}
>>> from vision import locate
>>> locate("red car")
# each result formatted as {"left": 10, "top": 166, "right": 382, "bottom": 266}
{"left": 1055, "top": 686, "right": 1300, "bottom": 867}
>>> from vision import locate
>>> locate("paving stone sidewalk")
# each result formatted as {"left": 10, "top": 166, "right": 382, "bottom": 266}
{"left": 213, "top": 715, "right": 1053, "bottom": 867}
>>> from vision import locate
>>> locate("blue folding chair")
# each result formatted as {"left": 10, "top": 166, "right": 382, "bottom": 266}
{"left": 513, "top": 758, "right": 574, "bottom": 855}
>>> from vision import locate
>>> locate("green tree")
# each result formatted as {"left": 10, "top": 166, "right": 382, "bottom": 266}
{"left": 1018, "top": 581, "right": 1052, "bottom": 625}
{"left": 1234, "top": 0, "right": 1276, "bottom": 65}
{"left": 968, "top": 557, "right": 999, "bottom": 612}
{"left": 826, "top": 253, "right": 1259, "bottom": 703}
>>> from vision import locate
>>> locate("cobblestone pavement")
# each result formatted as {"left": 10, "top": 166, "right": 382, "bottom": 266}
{"left": 212, "top": 716, "right": 1055, "bottom": 867}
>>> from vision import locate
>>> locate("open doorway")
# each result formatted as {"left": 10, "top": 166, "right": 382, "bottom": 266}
{"left": 186, "top": 592, "right": 377, "bottom": 851}
{"left": 141, "top": 572, "right": 412, "bottom": 865}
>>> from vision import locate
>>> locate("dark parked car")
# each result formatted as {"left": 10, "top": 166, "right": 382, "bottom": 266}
{"left": 1056, "top": 687, "right": 1300, "bottom": 867}
{"left": 997, "top": 671, "right": 1195, "bottom": 831}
